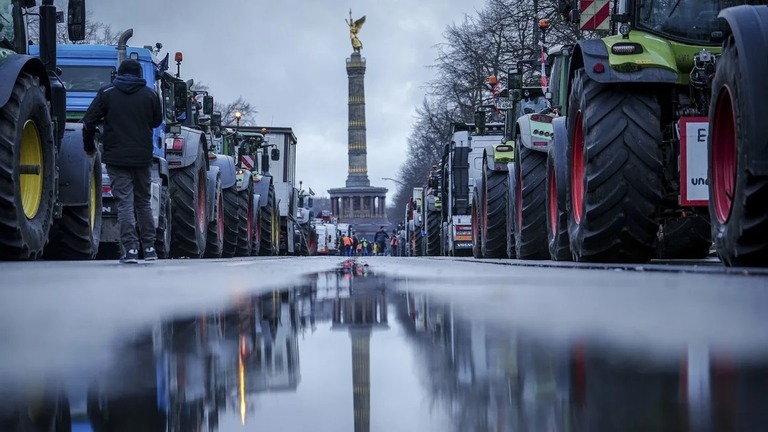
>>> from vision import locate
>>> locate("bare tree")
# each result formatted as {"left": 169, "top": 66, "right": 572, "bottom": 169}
{"left": 25, "top": 1, "right": 122, "bottom": 45}
{"left": 191, "top": 82, "right": 258, "bottom": 126}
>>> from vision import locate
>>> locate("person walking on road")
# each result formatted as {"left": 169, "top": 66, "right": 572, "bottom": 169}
{"left": 374, "top": 226, "right": 389, "bottom": 256}
{"left": 82, "top": 59, "right": 163, "bottom": 264}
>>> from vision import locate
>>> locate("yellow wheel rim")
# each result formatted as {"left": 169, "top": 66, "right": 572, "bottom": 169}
{"left": 89, "top": 171, "right": 97, "bottom": 229}
{"left": 20, "top": 120, "right": 43, "bottom": 219}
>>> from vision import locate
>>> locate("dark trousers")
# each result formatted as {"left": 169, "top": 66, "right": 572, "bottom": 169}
{"left": 106, "top": 164, "right": 155, "bottom": 252}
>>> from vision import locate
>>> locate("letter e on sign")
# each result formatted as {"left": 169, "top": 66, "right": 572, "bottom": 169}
{"left": 679, "top": 117, "right": 710, "bottom": 206}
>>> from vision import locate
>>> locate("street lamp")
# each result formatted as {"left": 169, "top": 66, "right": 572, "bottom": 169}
{"left": 234, "top": 111, "right": 242, "bottom": 131}
{"left": 382, "top": 177, "right": 405, "bottom": 187}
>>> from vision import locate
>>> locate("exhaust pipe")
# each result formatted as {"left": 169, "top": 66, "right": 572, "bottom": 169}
{"left": 116, "top": 28, "right": 134, "bottom": 66}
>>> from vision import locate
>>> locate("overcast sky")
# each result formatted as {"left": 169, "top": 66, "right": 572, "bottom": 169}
{"left": 88, "top": 0, "right": 486, "bottom": 201}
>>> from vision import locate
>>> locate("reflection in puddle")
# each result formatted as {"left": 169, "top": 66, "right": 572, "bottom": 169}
{"left": 0, "top": 261, "right": 766, "bottom": 431}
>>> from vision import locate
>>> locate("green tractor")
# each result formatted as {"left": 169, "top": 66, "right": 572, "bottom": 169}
{"left": 557, "top": 0, "right": 767, "bottom": 264}
{"left": 0, "top": 0, "right": 105, "bottom": 261}
{"left": 707, "top": 4, "right": 768, "bottom": 266}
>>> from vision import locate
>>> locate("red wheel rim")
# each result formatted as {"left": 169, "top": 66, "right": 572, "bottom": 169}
{"left": 549, "top": 165, "right": 557, "bottom": 234}
{"left": 516, "top": 162, "right": 522, "bottom": 229}
{"left": 483, "top": 175, "right": 488, "bottom": 240}
{"left": 197, "top": 171, "right": 206, "bottom": 233}
{"left": 712, "top": 86, "right": 737, "bottom": 224}
{"left": 217, "top": 194, "right": 224, "bottom": 239}
{"left": 571, "top": 111, "right": 585, "bottom": 224}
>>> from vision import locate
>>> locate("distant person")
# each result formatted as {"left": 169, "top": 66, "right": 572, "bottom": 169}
{"left": 374, "top": 226, "right": 389, "bottom": 256}
{"left": 82, "top": 59, "right": 162, "bottom": 263}
{"left": 390, "top": 231, "right": 398, "bottom": 256}
{"left": 361, "top": 238, "right": 369, "bottom": 256}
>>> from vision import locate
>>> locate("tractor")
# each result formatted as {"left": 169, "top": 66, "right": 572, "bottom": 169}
{"left": 706, "top": 3, "right": 768, "bottom": 266}
{"left": 555, "top": 0, "right": 764, "bottom": 263}
{"left": 0, "top": 0, "right": 104, "bottom": 261}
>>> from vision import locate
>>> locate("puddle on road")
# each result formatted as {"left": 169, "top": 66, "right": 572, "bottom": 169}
{"left": 1, "top": 261, "right": 767, "bottom": 431}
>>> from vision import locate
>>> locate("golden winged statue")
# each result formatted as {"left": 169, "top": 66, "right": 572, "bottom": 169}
{"left": 345, "top": 9, "right": 366, "bottom": 52}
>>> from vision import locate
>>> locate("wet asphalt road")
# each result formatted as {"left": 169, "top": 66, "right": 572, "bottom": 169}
{"left": 0, "top": 256, "right": 767, "bottom": 431}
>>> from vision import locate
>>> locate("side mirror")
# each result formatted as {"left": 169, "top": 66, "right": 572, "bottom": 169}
{"left": 545, "top": 91, "right": 553, "bottom": 100}
{"left": 211, "top": 111, "right": 222, "bottom": 127}
{"left": 67, "top": 0, "right": 86, "bottom": 42}
{"left": 271, "top": 148, "right": 280, "bottom": 161}
{"left": 508, "top": 68, "right": 523, "bottom": 90}
{"left": 473, "top": 110, "right": 487, "bottom": 135}
{"left": 203, "top": 95, "right": 214, "bottom": 115}
{"left": 173, "top": 80, "right": 188, "bottom": 111}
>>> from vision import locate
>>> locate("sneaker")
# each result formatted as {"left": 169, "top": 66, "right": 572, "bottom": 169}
{"left": 120, "top": 249, "right": 139, "bottom": 264}
{"left": 143, "top": 247, "right": 158, "bottom": 261}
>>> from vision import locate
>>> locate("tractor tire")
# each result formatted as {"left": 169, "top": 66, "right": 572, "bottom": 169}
{"left": 481, "top": 166, "right": 508, "bottom": 258}
{"left": 472, "top": 187, "right": 483, "bottom": 258}
{"left": 204, "top": 178, "right": 224, "bottom": 258}
{"left": 169, "top": 150, "right": 208, "bottom": 258}
{"left": 426, "top": 210, "right": 441, "bottom": 256}
{"left": 0, "top": 73, "right": 56, "bottom": 260}
{"left": 657, "top": 215, "right": 712, "bottom": 259}
{"left": 250, "top": 205, "right": 262, "bottom": 256}
{"left": 221, "top": 186, "right": 240, "bottom": 258}
{"left": 258, "top": 184, "right": 276, "bottom": 256}
{"left": 155, "top": 185, "right": 171, "bottom": 259}
{"left": 412, "top": 229, "right": 424, "bottom": 256}
{"left": 567, "top": 69, "right": 663, "bottom": 263}
{"left": 45, "top": 152, "right": 103, "bottom": 260}
{"left": 708, "top": 35, "right": 768, "bottom": 266}
{"left": 546, "top": 142, "right": 572, "bottom": 261}
{"left": 514, "top": 141, "right": 549, "bottom": 260}
{"left": 235, "top": 187, "right": 253, "bottom": 257}
{"left": 506, "top": 163, "right": 517, "bottom": 259}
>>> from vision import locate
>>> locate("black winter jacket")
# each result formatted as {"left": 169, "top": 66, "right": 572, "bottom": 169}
{"left": 82, "top": 74, "right": 163, "bottom": 166}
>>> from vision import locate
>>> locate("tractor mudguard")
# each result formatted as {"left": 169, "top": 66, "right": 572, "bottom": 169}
{"left": 252, "top": 193, "right": 261, "bottom": 216}
{"left": 209, "top": 154, "right": 237, "bottom": 190}
{"left": 165, "top": 127, "right": 204, "bottom": 169}
{"left": 719, "top": 5, "right": 768, "bottom": 175}
{"left": 482, "top": 145, "right": 497, "bottom": 171}
{"left": 206, "top": 166, "right": 221, "bottom": 223}
{"left": 570, "top": 39, "right": 678, "bottom": 88}
{"left": 0, "top": 54, "right": 50, "bottom": 108}
{"left": 152, "top": 155, "right": 169, "bottom": 186}
{"left": 552, "top": 116, "right": 568, "bottom": 153}
{"left": 58, "top": 123, "right": 93, "bottom": 206}
{"left": 426, "top": 195, "right": 437, "bottom": 212}
{"left": 517, "top": 115, "right": 554, "bottom": 153}
{"left": 252, "top": 175, "right": 272, "bottom": 208}
{"left": 236, "top": 169, "right": 252, "bottom": 192}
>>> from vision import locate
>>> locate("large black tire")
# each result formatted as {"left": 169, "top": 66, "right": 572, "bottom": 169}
{"left": 656, "top": 215, "right": 712, "bottom": 259}
{"left": 235, "top": 186, "right": 253, "bottom": 257}
{"left": 425, "top": 210, "right": 441, "bottom": 256}
{"left": 708, "top": 35, "right": 768, "bottom": 266}
{"left": 514, "top": 141, "right": 549, "bottom": 260}
{"left": 472, "top": 187, "right": 483, "bottom": 258}
{"left": 258, "top": 184, "right": 276, "bottom": 256}
{"left": 0, "top": 73, "right": 56, "bottom": 260}
{"left": 155, "top": 185, "right": 171, "bottom": 259}
{"left": 221, "top": 186, "right": 240, "bottom": 258}
{"left": 567, "top": 69, "right": 663, "bottom": 263}
{"left": 204, "top": 176, "right": 224, "bottom": 258}
{"left": 169, "top": 150, "right": 208, "bottom": 258}
{"left": 546, "top": 141, "right": 572, "bottom": 261}
{"left": 250, "top": 205, "right": 262, "bottom": 256}
{"left": 506, "top": 163, "right": 517, "bottom": 259}
{"left": 413, "top": 228, "right": 423, "bottom": 256}
{"left": 45, "top": 151, "right": 103, "bottom": 260}
{"left": 481, "top": 165, "right": 509, "bottom": 258}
